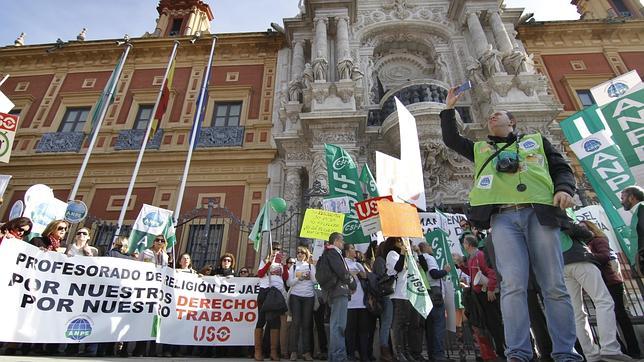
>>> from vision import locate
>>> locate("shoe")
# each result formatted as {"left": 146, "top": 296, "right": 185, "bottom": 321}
{"left": 290, "top": 352, "right": 298, "bottom": 361}
{"left": 302, "top": 352, "right": 314, "bottom": 361}
{"left": 409, "top": 353, "right": 429, "bottom": 362}
{"left": 601, "top": 354, "right": 633, "bottom": 362}
{"left": 394, "top": 352, "right": 410, "bottom": 361}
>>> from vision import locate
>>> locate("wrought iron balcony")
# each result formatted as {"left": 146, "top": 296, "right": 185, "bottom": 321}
{"left": 36, "top": 132, "right": 85, "bottom": 153}
{"left": 196, "top": 126, "right": 244, "bottom": 148}
{"left": 114, "top": 129, "right": 163, "bottom": 150}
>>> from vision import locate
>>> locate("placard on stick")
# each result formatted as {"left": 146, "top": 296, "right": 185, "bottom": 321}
{"left": 299, "top": 209, "right": 345, "bottom": 240}
{"left": 376, "top": 200, "right": 423, "bottom": 238}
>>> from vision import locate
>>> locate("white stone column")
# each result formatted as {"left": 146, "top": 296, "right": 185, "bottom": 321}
{"left": 314, "top": 16, "right": 328, "bottom": 60}
{"left": 489, "top": 11, "right": 513, "bottom": 54}
{"left": 335, "top": 16, "right": 350, "bottom": 60}
{"left": 291, "top": 39, "right": 305, "bottom": 79}
{"left": 466, "top": 12, "right": 489, "bottom": 57}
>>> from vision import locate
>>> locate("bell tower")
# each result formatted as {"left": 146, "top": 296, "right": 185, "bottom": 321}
{"left": 572, "top": 0, "right": 643, "bottom": 19}
{"left": 153, "top": 0, "right": 214, "bottom": 37}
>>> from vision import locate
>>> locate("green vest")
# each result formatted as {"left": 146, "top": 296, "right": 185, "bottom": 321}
{"left": 469, "top": 133, "right": 554, "bottom": 206}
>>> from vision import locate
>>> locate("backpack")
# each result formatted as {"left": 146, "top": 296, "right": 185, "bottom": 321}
{"left": 373, "top": 256, "right": 395, "bottom": 297}
{"left": 315, "top": 251, "right": 338, "bottom": 291}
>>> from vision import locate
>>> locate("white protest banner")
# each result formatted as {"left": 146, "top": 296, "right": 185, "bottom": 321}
{"left": 0, "top": 112, "right": 19, "bottom": 163}
{"left": 158, "top": 272, "right": 259, "bottom": 346}
{"left": 418, "top": 212, "right": 466, "bottom": 255}
{"left": 0, "top": 240, "right": 159, "bottom": 343}
{"left": 0, "top": 89, "right": 14, "bottom": 113}
{"left": 574, "top": 204, "right": 621, "bottom": 251}
{"left": 0, "top": 174, "right": 11, "bottom": 197}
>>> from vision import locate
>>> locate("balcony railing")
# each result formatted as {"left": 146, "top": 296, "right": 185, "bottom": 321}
{"left": 36, "top": 132, "right": 85, "bottom": 153}
{"left": 368, "top": 80, "right": 450, "bottom": 126}
{"left": 196, "top": 126, "right": 244, "bottom": 148}
{"left": 114, "top": 129, "right": 163, "bottom": 150}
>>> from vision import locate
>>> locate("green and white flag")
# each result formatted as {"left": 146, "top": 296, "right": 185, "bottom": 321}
{"left": 128, "top": 204, "right": 176, "bottom": 254}
{"left": 403, "top": 238, "right": 432, "bottom": 318}
{"left": 249, "top": 201, "right": 271, "bottom": 252}
{"left": 599, "top": 87, "right": 644, "bottom": 172}
{"left": 561, "top": 108, "right": 638, "bottom": 265}
{"left": 359, "top": 164, "right": 379, "bottom": 198}
{"left": 89, "top": 51, "right": 126, "bottom": 137}
{"left": 325, "top": 144, "right": 368, "bottom": 244}
{"left": 425, "top": 229, "right": 461, "bottom": 292}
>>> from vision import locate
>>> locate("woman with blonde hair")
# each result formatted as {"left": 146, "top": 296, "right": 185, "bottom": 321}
{"left": 107, "top": 236, "right": 132, "bottom": 259}
{"left": 287, "top": 245, "right": 316, "bottom": 361}
{"left": 30, "top": 219, "right": 68, "bottom": 251}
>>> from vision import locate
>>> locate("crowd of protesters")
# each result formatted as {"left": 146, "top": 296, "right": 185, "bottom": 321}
{"left": 0, "top": 196, "right": 643, "bottom": 361}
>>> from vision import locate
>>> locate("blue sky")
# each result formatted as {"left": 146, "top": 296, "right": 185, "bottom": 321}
{"left": 0, "top": 0, "right": 580, "bottom": 47}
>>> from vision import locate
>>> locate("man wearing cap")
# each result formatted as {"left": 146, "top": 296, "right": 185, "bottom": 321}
{"left": 440, "top": 88, "right": 580, "bottom": 362}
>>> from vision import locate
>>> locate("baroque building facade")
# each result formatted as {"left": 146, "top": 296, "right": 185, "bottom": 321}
{"left": 270, "top": 0, "right": 561, "bottom": 211}
{"left": 0, "top": 0, "right": 283, "bottom": 268}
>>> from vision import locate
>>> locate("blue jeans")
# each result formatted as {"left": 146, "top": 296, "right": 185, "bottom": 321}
{"left": 491, "top": 208, "right": 582, "bottom": 362}
{"left": 379, "top": 297, "right": 393, "bottom": 348}
{"left": 329, "top": 295, "right": 348, "bottom": 362}
{"left": 425, "top": 302, "right": 447, "bottom": 358}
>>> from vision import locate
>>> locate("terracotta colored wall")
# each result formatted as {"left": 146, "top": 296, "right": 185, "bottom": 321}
{"left": 210, "top": 65, "right": 264, "bottom": 119}
{"left": 541, "top": 53, "right": 614, "bottom": 111}
{"left": 117, "top": 67, "right": 191, "bottom": 125}
{"left": 43, "top": 71, "right": 112, "bottom": 127}
{"left": 619, "top": 52, "right": 644, "bottom": 77}
{"left": 0, "top": 74, "right": 54, "bottom": 128}
{"left": 89, "top": 187, "right": 156, "bottom": 220}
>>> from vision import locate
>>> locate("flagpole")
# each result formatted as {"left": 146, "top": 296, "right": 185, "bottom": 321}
{"left": 113, "top": 41, "right": 179, "bottom": 240}
{"left": 173, "top": 36, "right": 217, "bottom": 223}
{"left": 68, "top": 43, "right": 133, "bottom": 202}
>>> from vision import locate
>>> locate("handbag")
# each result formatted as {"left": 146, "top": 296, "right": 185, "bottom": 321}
{"left": 261, "top": 286, "right": 288, "bottom": 314}
{"left": 377, "top": 274, "right": 396, "bottom": 296}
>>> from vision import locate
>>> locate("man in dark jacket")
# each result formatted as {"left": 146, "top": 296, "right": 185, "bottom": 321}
{"left": 620, "top": 185, "right": 644, "bottom": 275}
{"left": 320, "top": 232, "right": 356, "bottom": 362}
{"left": 441, "top": 88, "right": 581, "bottom": 362}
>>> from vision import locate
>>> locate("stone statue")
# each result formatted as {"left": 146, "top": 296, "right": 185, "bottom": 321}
{"left": 14, "top": 32, "right": 25, "bottom": 46}
{"left": 312, "top": 58, "right": 328, "bottom": 82}
{"left": 77, "top": 28, "right": 87, "bottom": 41}
{"left": 297, "top": 0, "right": 306, "bottom": 16}
{"left": 337, "top": 57, "right": 353, "bottom": 80}
{"left": 351, "top": 63, "right": 364, "bottom": 82}
{"left": 466, "top": 57, "right": 485, "bottom": 86}
{"left": 502, "top": 47, "right": 528, "bottom": 75}
{"left": 479, "top": 45, "right": 499, "bottom": 79}
{"left": 302, "top": 63, "right": 314, "bottom": 89}
{"left": 433, "top": 53, "right": 448, "bottom": 82}
{"left": 288, "top": 77, "right": 303, "bottom": 102}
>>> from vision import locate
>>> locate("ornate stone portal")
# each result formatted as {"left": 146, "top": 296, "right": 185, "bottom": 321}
{"left": 273, "top": 0, "right": 562, "bottom": 209}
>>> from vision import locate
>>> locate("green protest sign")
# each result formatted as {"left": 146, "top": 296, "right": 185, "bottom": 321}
{"left": 325, "top": 144, "right": 368, "bottom": 244}
{"left": 600, "top": 88, "right": 644, "bottom": 168}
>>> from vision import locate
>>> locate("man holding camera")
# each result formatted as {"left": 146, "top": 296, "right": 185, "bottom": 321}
{"left": 440, "top": 88, "right": 580, "bottom": 362}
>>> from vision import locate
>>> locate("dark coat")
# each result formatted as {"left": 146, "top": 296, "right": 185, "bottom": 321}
{"left": 321, "top": 247, "right": 356, "bottom": 300}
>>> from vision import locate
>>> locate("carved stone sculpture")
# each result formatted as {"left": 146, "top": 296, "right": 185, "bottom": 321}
{"left": 288, "top": 78, "right": 303, "bottom": 102}
{"left": 479, "top": 45, "right": 500, "bottom": 79}
{"left": 433, "top": 53, "right": 448, "bottom": 82}
{"left": 337, "top": 58, "right": 353, "bottom": 80}
{"left": 502, "top": 48, "right": 528, "bottom": 75}
{"left": 77, "top": 28, "right": 87, "bottom": 42}
{"left": 312, "top": 58, "right": 328, "bottom": 82}
{"left": 302, "top": 63, "right": 314, "bottom": 89}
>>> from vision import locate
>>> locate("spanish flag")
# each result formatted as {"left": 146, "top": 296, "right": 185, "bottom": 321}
{"left": 149, "top": 57, "right": 176, "bottom": 140}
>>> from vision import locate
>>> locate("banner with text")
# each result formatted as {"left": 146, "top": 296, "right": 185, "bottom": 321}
{"left": 418, "top": 212, "right": 466, "bottom": 256}
{"left": 0, "top": 240, "right": 260, "bottom": 345}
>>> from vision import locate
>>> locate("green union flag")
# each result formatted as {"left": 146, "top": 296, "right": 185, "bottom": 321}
{"left": 425, "top": 229, "right": 461, "bottom": 292}
{"left": 404, "top": 240, "right": 432, "bottom": 318}
{"left": 359, "top": 164, "right": 379, "bottom": 198}
{"left": 561, "top": 108, "right": 638, "bottom": 266}
{"left": 599, "top": 87, "right": 644, "bottom": 169}
{"left": 325, "top": 144, "right": 368, "bottom": 244}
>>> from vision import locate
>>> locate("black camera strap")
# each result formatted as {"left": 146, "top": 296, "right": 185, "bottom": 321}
{"left": 475, "top": 139, "right": 516, "bottom": 180}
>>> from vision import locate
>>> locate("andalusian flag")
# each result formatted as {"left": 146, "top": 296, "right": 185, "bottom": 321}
{"left": 249, "top": 201, "right": 271, "bottom": 252}
{"left": 128, "top": 204, "right": 177, "bottom": 254}
{"left": 403, "top": 238, "right": 432, "bottom": 318}
{"left": 150, "top": 57, "right": 176, "bottom": 140}
{"left": 89, "top": 52, "right": 126, "bottom": 137}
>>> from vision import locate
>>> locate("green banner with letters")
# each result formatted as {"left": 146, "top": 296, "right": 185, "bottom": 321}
{"left": 325, "top": 144, "right": 368, "bottom": 244}
{"left": 600, "top": 88, "right": 644, "bottom": 168}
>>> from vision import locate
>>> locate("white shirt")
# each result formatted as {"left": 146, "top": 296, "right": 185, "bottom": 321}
{"left": 421, "top": 252, "right": 445, "bottom": 298}
{"left": 139, "top": 248, "right": 168, "bottom": 267}
{"left": 288, "top": 261, "right": 316, "bottom": 297}
{"left": 386, "top": 250, "right": 407, "bottom": 300}
{"left": 346, "top": 258, "right": 366, "bottom": 309}
{"left": 67, "top": 243, "right": 89, "bottom": 257}
{"left": 258, "top": 260, "right": 287, "bottom": 292}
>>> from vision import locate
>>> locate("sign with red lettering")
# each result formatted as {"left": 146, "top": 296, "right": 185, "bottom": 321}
{"left": 355, "top": 196, "right": 393, "bottom": 235}
{"left": 0, "top": 112, "right": 19, "bottom": 163}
